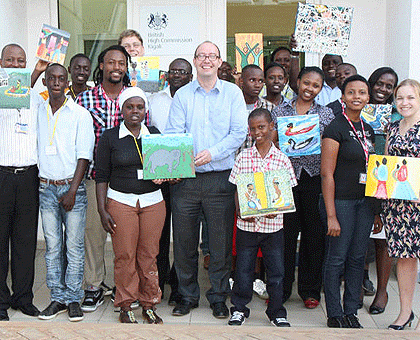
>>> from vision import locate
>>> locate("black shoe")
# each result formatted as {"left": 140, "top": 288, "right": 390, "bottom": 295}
{"left": 362, "top": 278, "right": 376, "bottom": 296}
{"left": 0, "top": 309, "right": 9, "bottom": 321}
{"left": 68, "top": 302, "right": 84, "bottom": 322}
{"left": 111, "top": 286, "right": 116, "bottom": 302}
{"left": 388, "top": 311, "right": 414, "bottom": 330}
{"left": 357, "top": 298, "right": 364, "bottom": 309}
{"left": 345, "top": 314, "right": 363, "bottom": 328}
{"left": 271, "top": 317, "right": 291, "bottom": 327}
{"left": 12, "top": 303, "right": 40, "bottom": 316}
{"left": 38, "top": 301, "right": 67, "bottom": 320}
{"left": 210, "top": 302, "right": 229, "bottom": 319}
{"left": 327, "top": 316, "right": 350, "bottom": 328}
{"left": 172, "top": 300, "right": 198, "bottom": 316}
{"left": 81, "top": 288, "right": 104, "bottom": 312}
{"left": 99, "top": 282, "right": 113, "bottom": 296}
{"left": 228, "top": 311, "right": 246, "bottom": 326}
{"left": 369, "top": 304, "right": 385, "bottom": 314}
{"left": 168, "top": 291, "right": 182, "bottom": 306}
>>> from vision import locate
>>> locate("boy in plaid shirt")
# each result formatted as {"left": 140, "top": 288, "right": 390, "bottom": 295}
{"left": 228, "top": 108, "right": 297, "bottom": 327}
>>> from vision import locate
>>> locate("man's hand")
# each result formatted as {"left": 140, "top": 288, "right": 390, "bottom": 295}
{"left": 326, "top": 215, "right": 341, "bottom": 237}
{"left": 195, "top": 150, "right": 212, "bottom": 167}
{"left": 59, "top": 190, "right": 76, "bottom": 212}
{"left": 99, "top": 210, "right": 117, "bottom": 235}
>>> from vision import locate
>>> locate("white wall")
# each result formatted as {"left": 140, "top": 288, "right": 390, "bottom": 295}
{"left": 0, "top": 0, "right": 28, "bottom": 54}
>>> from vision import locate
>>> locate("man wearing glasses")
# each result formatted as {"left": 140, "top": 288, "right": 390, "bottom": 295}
{"left": 165, "top": 41, "right": 247, "bottom": 319}
{"left": 118, "top": 29, "right": 145, "bottom": 57}
{"left": 148, "top": 58, "right": 193, "bottom": 306}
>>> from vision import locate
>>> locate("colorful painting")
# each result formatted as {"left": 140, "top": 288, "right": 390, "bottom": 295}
{"left": 293, "top": 3, "right": 354, "bottom": 56}
{"left": 365, "top": 155, "right": 420, "bottom": 200}
{"left": 237, "top": 170, "right": 295, "bottom": 218}
{"left": 158, "top": 70, "right": 168, "bottom": 91}
{"left": 36, "top": 24, "right": 70, "bottom": 65}
{"left": 142, "top": 133, "right": 195, "bottom": 180}
{"left": 130, "top": 56, "right": 160, "bottom": 93}
{"left": 0, "top": 68, "right": 31, "bottom": 109}
{"left": 361, "top": 104, "right": 392, "bottom": 134}
{"left": 235, "top": 33, "right": 264, "bottom": 73}
{"left": 277, "top": 114, "right": 321, "bottom": 157}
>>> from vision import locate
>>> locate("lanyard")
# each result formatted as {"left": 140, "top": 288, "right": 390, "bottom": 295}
{"left": 132, "top": 136, "right": 143, "bottom": 165}
{"left": 251, "top": 149, "right": 273, "bottom": 173}
{"left": 342, "top": 108, "right": 369, "bottom": 168}
{"left": 46, "top": 98, "right": 68, "bottom": 145}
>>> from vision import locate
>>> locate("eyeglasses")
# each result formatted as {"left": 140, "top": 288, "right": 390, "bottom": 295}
{"left": 122, "top": 43, "right": 143, "bottom": 49}
{"left": 195, "top": 53, "right": 220, "bottom": 61}
{"left": 168, "top": 69, "right": 190, "bottom": 75}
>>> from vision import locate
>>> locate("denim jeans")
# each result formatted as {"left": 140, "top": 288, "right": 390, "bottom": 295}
{"left": 231, "top": 228, "right": 286, "bottom": 320}
{"left": 320, "top": 197, "right": 374, "bottom": 318}
{"left": 39, "top": 181, "right": 87, "bottom": 304}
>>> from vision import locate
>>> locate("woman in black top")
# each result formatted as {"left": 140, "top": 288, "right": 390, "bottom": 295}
{"left": 95, "top": 87, "right": 165, "bottom": 324}
{"left": 320, "top": 75, "right": 380, "bottom": 328}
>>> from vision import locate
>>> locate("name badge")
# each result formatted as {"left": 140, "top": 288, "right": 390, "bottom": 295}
{"left": 15, "top": 122, "right": 28, "bottom": 134}
{"left": 45, "top": 145, "right": 57, "bottom": 155}
{"left": 359, "top": 173, "right": 367, "bottom": 184}
{"left": 137, "top": 169, "right": 143, "bottom": 180}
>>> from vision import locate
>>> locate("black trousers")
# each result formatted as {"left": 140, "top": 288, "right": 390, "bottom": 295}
{"left": 0, "top": 166, "right": 39, "bottom": 310}
{"left": 170, "top": 170, "right": 235, "bottom": 305}
{"left": 283, "top": 170, "right": 326, "bottom": 302}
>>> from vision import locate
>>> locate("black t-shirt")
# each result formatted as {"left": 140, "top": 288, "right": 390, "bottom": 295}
{"left": 95, "top": 125, "right": 161, "bottom": 195}
{"left": 323, "top": 114, "right": 375, "bottom": 199}
{"left": 326, "top": 99, "right": 342, "bottom": 117}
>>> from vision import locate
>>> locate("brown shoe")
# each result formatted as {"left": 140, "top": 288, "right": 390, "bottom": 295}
{"left": 142, "top": 308, "right": 163, "bottom": 324}
{"left": 203, "top": 254, "right": 210, "bottom": 270}
{"left": 119, "top": 308, "right": 137, "bottom": 323}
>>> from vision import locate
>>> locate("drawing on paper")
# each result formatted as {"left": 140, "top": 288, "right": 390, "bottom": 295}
{"left": 36, "top": 24, "right": 70, "bottom": 65}
{"left": 360, "top": 104, "right": 392, "bottom": 134}
{"left": 235, "top": 33, "right": 264, "bottom": 73}
{"left": 130, "top": 56, "right": 160, "bottom": 93}
{"left": 0, "top": 68, "right": 31, "bottom": 109}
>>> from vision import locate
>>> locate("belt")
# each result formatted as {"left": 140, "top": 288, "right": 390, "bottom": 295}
{"left": 39, "top": 177, "right": 73, "bottom": 186}
{"left": 0, "top": 164, "right": 37, "bottom": 174}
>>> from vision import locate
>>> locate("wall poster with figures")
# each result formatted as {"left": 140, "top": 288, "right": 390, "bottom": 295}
{"left": 236, "top": 170, "right": 295, "bottom": 218}
{"left": 293, "top": 3, "right": 354, "bottom": 56}
{"left": 142, "top": 133, "right": 195, "bottom": 180}
{"left": 235, "top": 33, "right": 264, "bottom": 73}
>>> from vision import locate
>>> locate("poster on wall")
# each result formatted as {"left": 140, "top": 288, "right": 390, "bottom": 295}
{"left": 365, "top": 154, "right": 420, "bottom": 200}
{"left": 293, "top": 3, "right": 354, "bottom": 56}
{"left": 234, "top": 33, "right": 264, "bottom": 73}
{"left": 36, "top": 24, "right": 70, "bottom": 65}
{"left": 138, "top": 5, "right": 200, "bottom": 56}
{"left": 0, "top": 68, "right": 31, "bottom": 109}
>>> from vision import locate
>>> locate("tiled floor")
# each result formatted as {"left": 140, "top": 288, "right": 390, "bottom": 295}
{"left": 5, "top": 241, "right": 420, "bottom": 335}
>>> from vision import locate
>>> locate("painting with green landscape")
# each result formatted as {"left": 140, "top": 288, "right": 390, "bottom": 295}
{"left": 142, "top": 133, "right": 195, "bottom": 180}
{"left": 0, "top": 68, "right": 31, "bottom": 109}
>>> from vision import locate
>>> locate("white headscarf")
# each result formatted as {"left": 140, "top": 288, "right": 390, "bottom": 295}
{"left": 118, "top": 87, "right": 148, "bottom": 112}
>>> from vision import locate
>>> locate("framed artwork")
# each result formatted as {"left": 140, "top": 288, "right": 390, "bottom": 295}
{"left": 365, "top": 155, "right": 420, "bottom": 200}
{"left": 0, "top": 68, "right": 31, "bottom": 109}
{"left": 130, "top": 56, "right": 160, "bottom": 93}
{"left": 36, "top": 24, "right": 70, "bottom": 65}
{"left": 361, "top": 104, "right": 392, "bottom": 134}
{"left": 277, "top": 114, "right": 321, "bottom": 157}
{"left": 237, "top": 170, "right": 295, "bottom": 218}
{"left": 142, "top": 133, "right": 195, "bottom": 180}
{"left": 293, "top": 3, "right": 354, "bottom": 56}
{"left": 235, "top": 33, "right": 264, "bottom": 73}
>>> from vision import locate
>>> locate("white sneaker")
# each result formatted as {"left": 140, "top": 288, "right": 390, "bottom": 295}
{"left": 271, "top": 317, "right": 290, "bottom": 327}
{"left": 228, "top": 311, "right": 246, "bottom": 326}
{"left": 253, "top": 279, "right": 269, "bottom": 300}
{"left": 229, "top": 278, "right": 234, "bottom": 290}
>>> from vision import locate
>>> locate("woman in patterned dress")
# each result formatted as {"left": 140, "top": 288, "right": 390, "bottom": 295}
{"left": 383, "top": 79, "right": 420, "bottom": 330}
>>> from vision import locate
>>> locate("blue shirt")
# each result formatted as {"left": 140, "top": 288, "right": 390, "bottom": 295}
{"left": 165, "top": 79, "right": 247, "bottom": 172}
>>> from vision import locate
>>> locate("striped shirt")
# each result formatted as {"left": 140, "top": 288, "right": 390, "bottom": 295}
{"left": 76, "top": 84, "right": 126, "bottom": 179}
{"left": 229, "top": 143, "right": 297, "bottom": 233}
{"left": 0, "top": 95, "right": 42, "bottom": 167}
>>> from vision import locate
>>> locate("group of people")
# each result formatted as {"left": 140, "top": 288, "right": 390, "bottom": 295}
{"left": 0, "top": 27, "right": 419, "bottom": 331}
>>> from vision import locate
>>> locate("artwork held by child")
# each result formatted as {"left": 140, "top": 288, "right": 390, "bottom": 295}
{"left": 360, "top": 104, "right": 392, "bottom": 134}
{"left": 277, "top": 114, "right": 321, "bottom": 157}
{"left": 142, "top": 133, "right": 195, "bottom": 180}
{"left": 130, "top": 57, "right": 160, "bottom": 93}
{"left": 0, "top": 68, "right": 31, "bottom": 109}
{"left": 365, "top": 155, "right": 420, "bottom": 200}
{"left": 237, "top": 170, "right": 295, "bottom": 218}
{"left": 235, "top": 33, "right": 264, "bottom": 73}
{"left": 293, "top": 3, "right": 354, "bottom": 56}
{"left": 36, "top": 24, "right": 70, "bottom": 65}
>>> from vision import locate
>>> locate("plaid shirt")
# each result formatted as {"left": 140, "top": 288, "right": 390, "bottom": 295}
{"left": 76, "top": 84, "right": 127, "bottom": 179}
{"left": 229, "top": 143, "right": 297, "bottom": 233}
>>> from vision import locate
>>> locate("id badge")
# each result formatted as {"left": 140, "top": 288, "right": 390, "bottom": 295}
{"left": 45, "top": 145, "right": 57, "bottom": 155}
{"left": 15, "top": 122, "right": 28, "bottom": 134}
{"left": 137, "top": 169, "right": 143, "bottom": 180}
{"left": 359, "top": 173, "right": 367, "bottom": 184}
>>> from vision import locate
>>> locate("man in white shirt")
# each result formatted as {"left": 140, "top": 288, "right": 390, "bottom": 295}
{"left": 315, "top": 54, "right": 343, "bottom": 106}
{"left": 36, "top": 63, "right": 94, "bottom": 322}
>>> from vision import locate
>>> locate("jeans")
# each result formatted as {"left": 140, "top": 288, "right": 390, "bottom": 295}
{"left": 40, "top": 181, "right": 87, "bottom": 304}
{"left": 231, "top": 228, "right": 286, "bottom": 320}
{"left": 320, "top": 197, "right": 374, "bottom": 318}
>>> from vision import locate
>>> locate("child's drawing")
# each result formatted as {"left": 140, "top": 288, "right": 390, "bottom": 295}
{"left": 36, "top": 24, "right": 70, "bottom": 65}
{"left": 130, "top": 56, "right": 160, "bottom": 93}
{"left": 235, "top": 33, "right": 264, "bottom": 73}
{"left": 361, "top": 104, "right": 392, "bottom": 134}
{"left": 0, "top": 68, "right": 31, "bottom": 109}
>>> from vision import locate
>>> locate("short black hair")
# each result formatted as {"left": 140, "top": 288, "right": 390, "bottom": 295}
{"left": 69, "top": 53, "right": 91, "bottom": 68}
{"left": 264, "top": 62, "right": 287, "bottom": 79}
{"left": 1, "top": 43, "right": 25, "bottom": 60}
{"left": 241, "top": 64, "right": 263, "bottom": 78}
{"left": 169, "top": 58, "right": 192, "bottom": 74}
{"left": 270, "top": 46, "right": 292, "bottom": 62}
{"left": 93, "top": 45, "right": 131, "bottom": 86}
{"left": 342, "top": 74, "right": 370, "bottom": 94}
{"left": 297, "top": 66, "right": 325, "bottom": 83}
{"left": 368, "top": 67, "right": 398, "bottom": 104}
{"left": 337, "top": 62, "right": 357, "bottom": 73}
{"left": 248, "top": 107, "right": 273, "bottom": 123}
{"left": 322, "top": 54, "right": 343, "bottom": 64}
{"left": 45, "top": 63, "right": 68, "bottom": 77}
